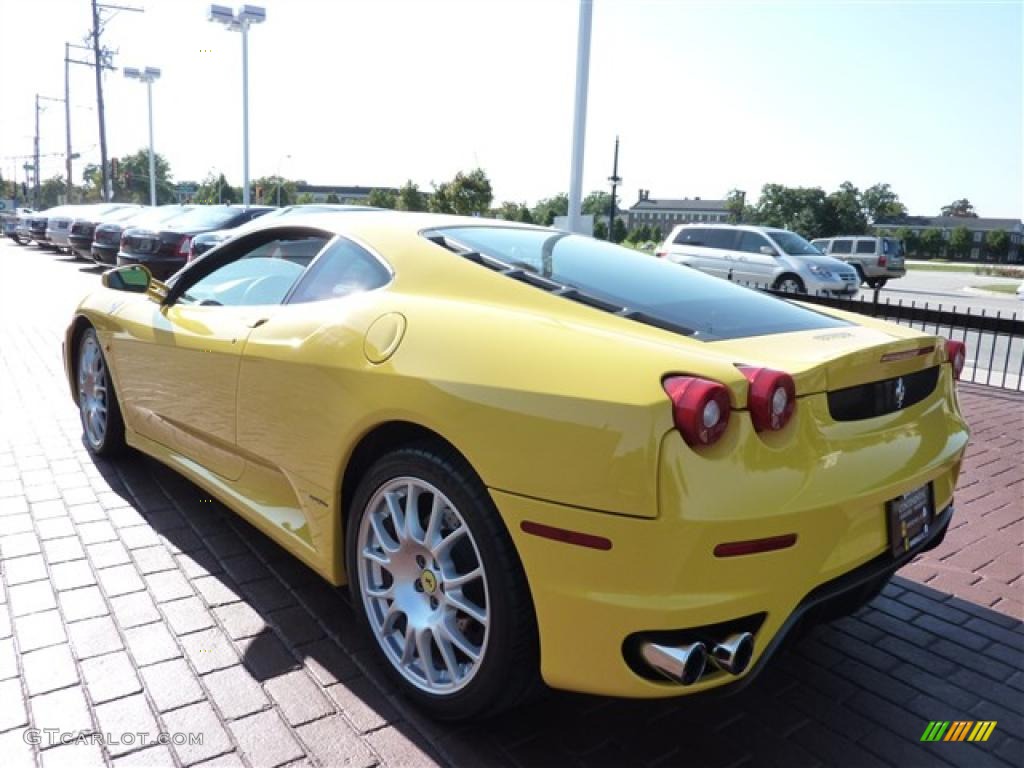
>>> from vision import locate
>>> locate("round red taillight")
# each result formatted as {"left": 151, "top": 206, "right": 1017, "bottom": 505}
{"left": 663, "top": 376, "right": 732, "bottom": 447}
{"left": 945, "top": 339, "right": 966, "bottom": 380}
{"left": 740, "top": 367, "right": 796, "bottom": 432}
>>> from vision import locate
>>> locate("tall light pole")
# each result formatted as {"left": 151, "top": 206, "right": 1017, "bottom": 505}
{"left": 208, "top": 4, "right": 267, "bottom": 208}
{"left": 567, "top": 0, "right": 593, "bottom": 234}
{"left": 123, "top": 66, "right": 162, "bottom": 206}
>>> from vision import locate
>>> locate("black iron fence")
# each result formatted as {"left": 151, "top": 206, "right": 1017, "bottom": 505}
{"left": 755, "top": 286, "right": 1024, "bottom": 391}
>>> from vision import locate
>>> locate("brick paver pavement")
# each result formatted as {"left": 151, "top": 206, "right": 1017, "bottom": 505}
{"left": 0, "top": 239, "right": 1021, "bottom": 767}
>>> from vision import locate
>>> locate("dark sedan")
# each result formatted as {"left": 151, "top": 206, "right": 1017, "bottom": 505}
{"left": 187, "top": 204, "right": 376, "bottom": 261}
{"left": 92, "top": 206, "right": 192, "bottom": 266}
{"left": 69, "top": 205, "right": 144, "bottom": 260}
{"left": 118, "top": 205, "right": 273, "bottom": 279}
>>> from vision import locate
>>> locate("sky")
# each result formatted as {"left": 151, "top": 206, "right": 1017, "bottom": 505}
{"left": 1, "top": 0, "right": 1021, "bottom": 217}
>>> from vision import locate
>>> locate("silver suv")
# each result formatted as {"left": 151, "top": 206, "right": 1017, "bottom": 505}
{"left": 657, "top": 224, "right": 859, "bottom": 297}
{"left": 811, "top": 236, "right": 906, "bottom": 289}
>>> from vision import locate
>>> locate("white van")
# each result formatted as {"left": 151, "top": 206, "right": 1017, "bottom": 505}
{"left": 657, "top": 224, "right": 859, "bottom": 296}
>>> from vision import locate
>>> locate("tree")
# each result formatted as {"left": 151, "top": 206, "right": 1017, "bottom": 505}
{"left": 582, "top": 190, "right": 611, "bottom": 217}
{"left": 941, "top": 199, "right": 977, "bottom": 218}
{"left": 194, "top": 173, "right": 239, "bottom": 205}
{"left": 593, "top": 219, "right": 608, "bottom": 240}
{"left": 296, "top": 192, "right": 315, "bottom": 204}
{"left": 948, "top": 226, "right": 972, "bottom": 259}
{"left": 111, "top": 149, "right": 175, "bottom": 204}
{"left": 984, "top": 229, "right": 1009, "bottom": 262}
{"left": 755, "top": 184, "right": 831, "bottom": 239}
{"left": 248, "top": 175, "right": 296, "bottom": 206}
{"left": 825, "top": 181, "right": 867, "bottom": 236}
{"left": 367, "top": 188, "right": 397, "bottom": 209}
{"left": 430, "top": 168, "right": 493, "bottom": 216}
{"left": 611, "top": 217, "right": 627, "bottom": 244}
{"left": 893, "top": 227, "right": 918, "bottom": 257}
{"left": 861, "top": 183, "right": 906, "bottom": 222}
{"left": 919, "top": 229, "right": 944, "bottom": 259}
{"left": 325, "top": 193, "right": 341, "bottom": 203}
{"left": 532, "top": 193, "right": 568, "bottom": 226}
{"left": 39, "top": 176, "right": 68, "bottom": 208}
{"left": 725, "top": 189, "right": 748, "bottom": 223}
{"left": 498, "top": 201, "right": 529, "bottom": 221}
{"left": 395, "top": 181, "right": 426, "bottom": 211}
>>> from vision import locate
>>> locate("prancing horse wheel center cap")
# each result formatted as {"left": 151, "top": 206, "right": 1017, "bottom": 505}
{"left": 420, "top": 570, "right": 438, "bottom": 594}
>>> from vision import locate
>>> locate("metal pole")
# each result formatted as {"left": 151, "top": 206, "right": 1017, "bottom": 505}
{"left": 567, "top": 0, "right": 593, "bottom": 234}
{"left": 146, "top": 80, "right": 156, "bottom": 206}
{"left": 608, "top": 135, "right": 620, "bottom": 240}
{"left": 65, "top": 44, "right": 74, "bottom": 203}
{"left": 91, "top": 0, "right": 111, "bottom": 201}
{"left": 241, "top": 20, "right": 250, "bottom": 208}
{"left": 34, "top": 94, "right": 41, "bottom": 208}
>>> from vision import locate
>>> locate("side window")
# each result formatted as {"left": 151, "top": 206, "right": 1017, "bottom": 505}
{"left": 673, "top": 228, "right": 708, "bottom": 246}
{"left": 180, "top": 235, "right": 328, "bottom": 307}
{"left": 703, "top": 229, "right": 738, "bottom": 250}
{"left": 286, "top": 237, "right": 390, "bottom": 304}
{"left": 831, "top": 239, "right": 853, "bottom": 254}
{"left": 737, "top": 231, "right": 772, "bottom": 254}
{"left": 855, "top": 240, "right": 876, "bottom": 254}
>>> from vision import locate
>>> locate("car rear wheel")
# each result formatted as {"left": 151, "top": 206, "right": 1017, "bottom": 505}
{"left": 853, "top": 265, "right": 868, "bottom": 286}
{"left": 346, "top": 445, "right": 539, "bottom": 721}
{"left": 867, "top": 277, "right": 888, "bottom": 290}
{"left": 77, "top": 328, "right": 126, "bottom": 456}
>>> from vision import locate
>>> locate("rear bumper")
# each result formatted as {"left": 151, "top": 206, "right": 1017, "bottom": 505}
{"left": 496, "top": 370, "right": 967, "bottom": 698}
{"left": 92, "top": 244, "right": 118, "bottom": 265}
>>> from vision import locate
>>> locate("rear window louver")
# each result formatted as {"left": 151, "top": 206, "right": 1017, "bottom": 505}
{"left": 425, "top": 233, "right": 694, "bottom": 337}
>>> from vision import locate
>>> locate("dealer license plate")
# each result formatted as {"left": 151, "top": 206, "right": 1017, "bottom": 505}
{"left": 887, "top": 483, "right": 934, "bottom": 557}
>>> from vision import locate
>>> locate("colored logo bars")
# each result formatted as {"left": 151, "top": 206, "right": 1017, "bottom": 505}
{"left": 920, "top": 721, "right": 997, "bottom": 742}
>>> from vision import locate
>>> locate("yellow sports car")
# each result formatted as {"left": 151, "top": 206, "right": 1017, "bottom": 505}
{"left": 64, "top": 211, "right": 969, "bottom": 720}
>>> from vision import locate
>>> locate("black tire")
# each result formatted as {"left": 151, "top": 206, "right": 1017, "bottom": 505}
{"left": 76, "top": 327, "right": 127, "bottom": 457}
{"left": 853, "top": 264, "right": 868, "bottom": 286}
{"left": 867, "top": 277, "right": 888, "bottom": 290}
{"left": 345, "top": 444, "right": 540, "bottom": 721}
{"left": 773, "top": 274, "right": 805, "bottom": 294}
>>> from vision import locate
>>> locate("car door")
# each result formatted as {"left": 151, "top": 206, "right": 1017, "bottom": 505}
{"left": 108, "top": 230, "right": 322, "bottom": 480}
{"left": 732, "top": 230, "right": 778, "bottom": 287}
{"left": 234, "top": 235, "right": 393, "bottom": 556}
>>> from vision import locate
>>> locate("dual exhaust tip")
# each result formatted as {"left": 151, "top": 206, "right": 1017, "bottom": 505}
{"left": 640, "top": 632, "right": 754, "bottom": 686}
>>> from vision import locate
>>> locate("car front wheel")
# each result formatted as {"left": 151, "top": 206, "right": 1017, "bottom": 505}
{"left": 346, "top": 445, "right": 539, "bottom": 721}
{"left": 77, "top": 328, "right": 126, "bottom": 456}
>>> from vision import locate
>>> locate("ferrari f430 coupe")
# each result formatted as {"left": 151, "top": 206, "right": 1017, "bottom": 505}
{"left": 64, "top": 212, "right": 969, "bottom": 720}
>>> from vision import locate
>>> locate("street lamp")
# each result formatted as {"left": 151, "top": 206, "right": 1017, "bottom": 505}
{"left": 123, "top": 66, "right": 162, "bottom": 206}
{"left": 208, "top": 4, "right": 267, "bottom": 208}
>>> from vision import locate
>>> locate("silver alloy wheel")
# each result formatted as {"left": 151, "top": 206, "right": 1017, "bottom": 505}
{"left": 357, "top": 477, "right": 490, "bottom": 694}
{"left": 78, "top": 334, "right": 108, "bottom": 449}
{"left": 778, "top": 278, "right": 802, "bottom": 293}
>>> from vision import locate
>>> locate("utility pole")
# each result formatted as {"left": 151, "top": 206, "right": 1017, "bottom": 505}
{"left": 34, "top": 95, "right": 41, "bottom": 208}
{"left": 91, "top": 0, "right": 110, "bottom": 201}
{"left": 607, "top": 135, "right": 621, "bottom": 241}
{"left": 65, "top": 44, "right": 73, "bottom": 202}
{"left": 90, "top": 0, "right": 144, "bottom": 202}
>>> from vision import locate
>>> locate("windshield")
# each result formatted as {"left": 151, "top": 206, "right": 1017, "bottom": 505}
{"left": 883, "top": 238, "right": 903, "bottom": 256}
{"left": 766, "top": 231, "right": 822, "bottom": 256}
{"left": 435, "top": 227, "right": 849, "bottom": 342}
{"left": 162, "top": 206, "right": 242, "bottom": 230}
{"left": 119, "top": 206, "right": 193, "bottom": 230}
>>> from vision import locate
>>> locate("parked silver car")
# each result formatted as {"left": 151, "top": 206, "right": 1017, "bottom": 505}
{"left": 811, "top": 236, "right": 906, "bottom": 289}
{"left": 46, "top": 203, "right": 131, "bottom": 253}
{"left": 657, "top": 224, "right": 860, "bottom": 296}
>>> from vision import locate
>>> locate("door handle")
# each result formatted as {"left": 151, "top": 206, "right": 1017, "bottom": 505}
{"left": 247, "top": 318, "right": 269, "bottom": 329}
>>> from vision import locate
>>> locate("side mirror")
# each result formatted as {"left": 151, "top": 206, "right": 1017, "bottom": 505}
{"left": 101, "top": 264, "right": 167, "bottom": 302}
{"left": 759, "top": 245, "right": 777, "bottom": 256}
